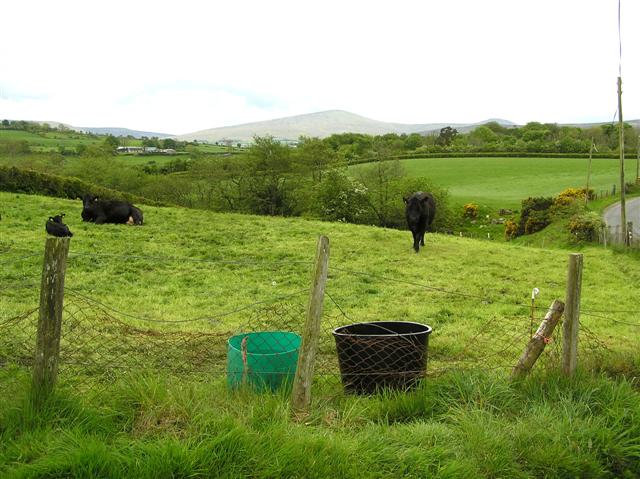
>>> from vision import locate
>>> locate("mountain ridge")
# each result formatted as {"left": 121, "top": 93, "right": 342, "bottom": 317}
{"left": 176, "top": 110, "right": 517, "bottom": 143}
{"left": 20, "top": 112, "right": 640, "bottom": 142}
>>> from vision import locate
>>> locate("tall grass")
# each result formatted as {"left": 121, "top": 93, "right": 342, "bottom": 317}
{"left": 1, "top": 370, "right": 639, "bottom": 478}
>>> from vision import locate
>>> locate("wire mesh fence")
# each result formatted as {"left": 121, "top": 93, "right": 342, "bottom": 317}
{"left": 598, "top": 223, "right": 640, "bottom": 248}
{"left": 0, "top": 246, "right": 635, "bottom": 402}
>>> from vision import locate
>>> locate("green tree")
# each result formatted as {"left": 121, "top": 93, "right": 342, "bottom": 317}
{"left": 468, "top": 125, "right": 497, "bottom": 147}
{"left": 246, "top": 136, "right": 296, "bottom": 215}
{"left": 296, "top": 136, "right": 339, "bottom": 182}
{"left": 162, "top": 138, "right": 177, "bottom": 149}
{"left": 102, "top": 134, "right": 119, "bottom": 154}
{"left": 355, "top": 141, "right": 406, "bottom": 227}
{"left": 436, "top": 126, "right": 458, "bottom": 147}
{"left": 403, "top": 133, "right": 423, "bottom": 151}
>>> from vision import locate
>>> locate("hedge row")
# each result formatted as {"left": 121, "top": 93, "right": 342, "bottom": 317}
{"left": 348, "top": 151, "right": 622, "bottom": 166}
{"left": 0, "top": 166, "right": 164, "bottom": 206}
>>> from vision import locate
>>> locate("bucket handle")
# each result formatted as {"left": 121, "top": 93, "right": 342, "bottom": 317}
{"left": 348, "top": 322, "right": 423, "bottom": 346}
{"left": 241, "top": 335, "right": 250, "bottom": 383}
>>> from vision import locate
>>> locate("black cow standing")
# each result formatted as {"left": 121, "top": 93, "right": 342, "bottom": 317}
{"left": 45, "top": 213, "right": 73, "bottom": 237}
{"left": 403, "top": 192, "right": 436, "bottom": 253}
{"left": 80, "top": 194, "right": 143, "bottom": 225}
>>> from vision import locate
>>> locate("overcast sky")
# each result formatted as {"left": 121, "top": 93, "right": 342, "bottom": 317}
{"left": 1, "top": 0, "right": 638, "bottom": 135}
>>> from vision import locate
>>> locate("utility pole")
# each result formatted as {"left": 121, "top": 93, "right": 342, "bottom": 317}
{"left": 585, "top": 138, "right": 595, "bottom": 205}
{"left": 618, "top": 76, "right": 629, "bottom": 246}
{"left": 636, "top": 135, "right": 640, "bottom": 185}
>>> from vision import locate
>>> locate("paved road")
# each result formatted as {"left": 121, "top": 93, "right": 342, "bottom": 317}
{"left": 603, "top": 197, "right": 640, "bottom": 243}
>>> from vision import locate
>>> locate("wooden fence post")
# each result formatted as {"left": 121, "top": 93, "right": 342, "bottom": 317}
{"left": 511, "top": 299, "right": 565, "bottom": 379}
{"left": 562, "top": 253, "right": 583, "bottom": 376}
{"left": 291, "top": 235, "right": 330, "bottom": 412}
{"left": 32, "top": 237, "right": 70, "bottom": 404}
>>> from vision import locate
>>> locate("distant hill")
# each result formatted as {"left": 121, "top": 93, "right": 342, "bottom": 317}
{"left": 176, "top": 110, "right": 517, "bottom": 143}
{"left": 20, "top": 122, "right": 174, "bottom": 138}
{"left": 74, "top": 127, "right": 174, "bottom": 139}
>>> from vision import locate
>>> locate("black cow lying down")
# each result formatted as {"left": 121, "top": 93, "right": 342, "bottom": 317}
{"left": 80, "top": 194, "right": 143, "bottom": 225}
{"left": 403, "top": 191, "right": 436, "bottom": 253}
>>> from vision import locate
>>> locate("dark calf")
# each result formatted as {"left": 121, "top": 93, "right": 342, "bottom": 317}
{"left": 403, "top": 191, "right": 436, "bottom": 253}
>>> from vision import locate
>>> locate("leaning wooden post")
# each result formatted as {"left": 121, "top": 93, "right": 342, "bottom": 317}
{"left": 562, "top": 253, "right": 583, "bottom": 376}
{"left": 32, "top": 237, "right": 70, "bottom": 404}
{"left": 511, "top": 299, "right": 565, "bottom": 379}
{"left": 291, "top": 235, "right": 329, "bottom": 412}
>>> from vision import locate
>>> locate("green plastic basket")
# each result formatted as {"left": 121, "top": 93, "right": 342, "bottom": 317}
{"left": 227, "top": 331, "right": 301, "bottom": 392}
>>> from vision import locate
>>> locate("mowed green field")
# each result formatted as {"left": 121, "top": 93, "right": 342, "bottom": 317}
{"left": 2, "top": 192, "right": 640, "bottom": 478}
{"left": 354, "top": 157, "right": 626, "bottom": 210}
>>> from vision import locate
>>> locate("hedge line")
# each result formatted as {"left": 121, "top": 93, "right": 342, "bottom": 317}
{"left": 348, "top": 151, "right": 622, "bottom": 166}
{"left": 0, "top": 166, "right": 164, "bottom": 206}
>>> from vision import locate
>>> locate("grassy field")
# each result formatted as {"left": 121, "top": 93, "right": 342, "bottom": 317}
{"left": 116, "top": 153, "right": 190, "bottom": 166}
{"left": 353, "top": 156, "right": 630, "bottom": 211}
{"left": 2, "top": 192, "right": 640, "bottom": 477}
{"left": 0, "top": 129, "right": 101, "bottom": 152}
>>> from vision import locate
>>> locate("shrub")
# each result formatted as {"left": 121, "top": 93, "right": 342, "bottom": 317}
{"left": 554, "top": 187, "right": 591, "bottom": 208}
{"left": 524, "top": 210, "right": 551, "bottom": 234}
{"left": 517, "top": 196, "right": 554, "bottom": 236}
{"left": 504, "top": 219, "right": 518, "bottom": 240}
{"left": 568, "top": 212, "right": 604, "bottom": 242}
{"left": 314, "top": 169, "right": 370, "bottom": 223}
{"left": 463, "top": 203, "right": 479, "bottom": 219}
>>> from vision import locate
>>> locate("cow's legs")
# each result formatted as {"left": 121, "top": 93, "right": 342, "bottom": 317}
{"left": 412, "top": 230, "right": 420, "bottom": 252}
{"left": 420, "top": 231, "right": 425, "bottom": 246}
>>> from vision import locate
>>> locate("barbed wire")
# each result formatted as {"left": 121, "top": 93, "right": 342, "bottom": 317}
{"left": 582, "top": 308, "right": 640, "bottom": 315}
{"left": 0, "top": 252, "right": 41, "bottom": 265}
{"left": 68, "top": 251, "right": 312, "bottom": 267}
{"left": 65, "top": 287, "right": 308, "bottom": 325}
{"left": 581, "top": 310, "right": 640, "bottom": 327}
{"left": 330, "top": 265, "right": 529, "bottom": 308}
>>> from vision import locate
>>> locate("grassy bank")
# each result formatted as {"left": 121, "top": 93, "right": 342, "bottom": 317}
{"left": 2, "top": 191, "right": 640, "bottom": 477}
{"left": 1, "top": 368, "right": 639, "bottom": 478}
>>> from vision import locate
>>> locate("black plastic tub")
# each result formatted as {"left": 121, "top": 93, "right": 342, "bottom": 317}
{"left": 332, "top": 321, "right": 432, "bottom": 394}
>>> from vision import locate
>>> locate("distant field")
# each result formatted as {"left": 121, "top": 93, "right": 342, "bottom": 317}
{"left": 0, "top": 129, "right": 99, "bottom": 151}
{"left": 353, "top": 157, "right": 627, "bottom": 210}
{"left": 118, "top": 153, "right": 189, "bottom": 166}
{"left": 196, "top": 143, "right": 242, "bottom": 153}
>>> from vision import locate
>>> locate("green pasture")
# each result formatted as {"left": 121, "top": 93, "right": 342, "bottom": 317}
{"left": 0, "top": 129, "right": 100, "bottom": 152}
{"left": 117, "top": 153, "right": 189, "bottom": 166}
{"left": 1, "top": 191, "right": 638, "bottom": 352}
{"left": 2, "top": 192, "right": 640, "bottom": 477}
{"left": 353, "top": 156, "right": 628, "bottom": 211}
{"left": 196, "top": 143, "right": 241, "bottom": 153}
